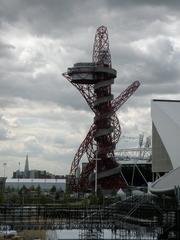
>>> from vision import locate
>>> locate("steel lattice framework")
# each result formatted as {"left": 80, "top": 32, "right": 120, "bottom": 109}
{"left": 63, "top": 26, "right": 140, "bottom": 192}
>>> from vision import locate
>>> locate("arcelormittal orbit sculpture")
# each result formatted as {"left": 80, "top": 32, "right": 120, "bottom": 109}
{"left": 63, "top": 26, "right": 140, "bottom": 192}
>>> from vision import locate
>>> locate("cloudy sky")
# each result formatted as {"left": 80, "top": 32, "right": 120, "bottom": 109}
{"left": 0, "top": 0, "right": 180, "bottom": 177}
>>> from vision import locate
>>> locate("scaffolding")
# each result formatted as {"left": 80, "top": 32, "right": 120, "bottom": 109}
{"left": 79, "top": 229, "right": 104, "bottom": 239}
{"left": 0, "top": 193, "right": 179, "bottom": 239}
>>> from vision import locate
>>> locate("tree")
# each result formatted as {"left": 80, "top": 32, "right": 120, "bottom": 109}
{"left": 97, "top": 188, "right": 104, "bottom": 205}
{"left": 19, "top": 185, "right": 28, "bottom": 194}
{"left": 0, "top": 194, "right": 4, "bottom": 204}
{"left": 29, "top": 185, "right": 35, "bottom": 192}
{"left": 36, "top": 185, "right": 41, "bottom": 195}
{"left": 111, "top": 188, "right": 117, "bottom": 197}
{"left": 50, "top": 185, "right": 56, "bottom": 193}
{"left": 55, "top": 192, "right": 60, "bottom": 201}
{"left": 6, "top": 186, "right": 11, "bottom": 193}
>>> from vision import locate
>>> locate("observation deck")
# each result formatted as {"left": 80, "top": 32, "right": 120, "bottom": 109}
{"left": 68, "top": 62, "right": 116, "bottom": 84}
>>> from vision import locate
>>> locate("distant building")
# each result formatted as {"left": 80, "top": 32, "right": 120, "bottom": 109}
{"left": 13, "top": 170, "right": 24, "bottom": 179}
{"left": 12, "top": 155, "right": 65, "bottom": 179}
{"left": 5, "top": 178, "right": 66, "bottom": 192}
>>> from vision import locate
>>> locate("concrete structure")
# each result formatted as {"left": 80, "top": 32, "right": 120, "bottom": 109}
{"left": 5, "top": 178, "right": 66, "bottom": 192}
{"left": 151, "top": 100, "right": 180, "bottom": 177}
{"left": 150, "top": 166, "right": 180, "bottom": 195}
{"left": 151, "top": 99, "right": 180, "bottom": 195}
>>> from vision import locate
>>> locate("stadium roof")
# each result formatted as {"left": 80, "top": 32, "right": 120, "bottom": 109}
{"left": 150, "top": 166, "right": 180, "bottom": 195}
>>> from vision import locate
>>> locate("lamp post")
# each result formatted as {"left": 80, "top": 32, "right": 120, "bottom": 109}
{"left": 18, "top": 162, "right": 20, "bottom": 190}
{"left": 3, "top": 163, "right": 7, "bottom": 178}
{"left": 18, "top": 162, "right": 20, "bottom": 177}
{"left": 95, "top": 148, "right": 101, "bottom": 196}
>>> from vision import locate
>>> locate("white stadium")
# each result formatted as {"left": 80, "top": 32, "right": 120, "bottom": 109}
{"left": 150, "top": 99, "right": 180, "bottom": 195}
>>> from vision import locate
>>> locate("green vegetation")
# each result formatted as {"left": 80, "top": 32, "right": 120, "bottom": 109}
{"left": 17, "top": 230, "right": 46, "bottom": 240}
{"left": 1, "top": 185, "right": 121, "bottom": 207}
{"left": 2, "top": 185, "right": 63, "bottom": 205}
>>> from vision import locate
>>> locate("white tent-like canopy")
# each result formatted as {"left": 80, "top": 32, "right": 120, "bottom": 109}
{"left": 150, "top": 166, "right": 180, "bottom": 195}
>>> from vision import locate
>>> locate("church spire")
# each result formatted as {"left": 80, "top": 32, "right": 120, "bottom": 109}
{"left": 24, "top": 153, "right": 29, "bottom": 178}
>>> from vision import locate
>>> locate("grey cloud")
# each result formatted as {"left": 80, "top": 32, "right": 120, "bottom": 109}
{"left": 0, "top": 0, "right": 180, "bottom": 176}
{"left": 23, "top": 136, "right": 44, "bottom": 156}
{"left": 112, "top": 36, "right": 180, "bottom": 99}
{"left": 105, "top": 0, "right": 180, "bottom": 9}
{"left": 0, "top": 128, "right": 8, "bottom": 140}
{"left": 0, "top": 41, "right": 15, "bottom": 58}
{"left": 0, "top": 0, "right": 102, "bottom": 38}
{"left": 0, "top": 73, "right": 91, "bottom": 110}
{"left": 0, "top": 0, "right": 178, "bottom": 110}
{"left": 0, "top": 127, "right": 13, "bottom": 140}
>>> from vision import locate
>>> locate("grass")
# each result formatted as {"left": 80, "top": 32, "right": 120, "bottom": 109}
{"left": 0, "top": 230, "right": 46, "bottom": 240}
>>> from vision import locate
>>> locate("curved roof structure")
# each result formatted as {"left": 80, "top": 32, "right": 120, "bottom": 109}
{"left": 151, "top": 99, "right": 180, "bottom": 173}
{"left": 150, "top": 166, "right": 180, "bottom": 195}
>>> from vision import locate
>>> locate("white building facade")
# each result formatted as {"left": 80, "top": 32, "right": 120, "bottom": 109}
{"left": 5, "top": 178, "right": 66, "bottom": 192}
{"left": 151, "top": 99, "right": 180, "bottom": 178}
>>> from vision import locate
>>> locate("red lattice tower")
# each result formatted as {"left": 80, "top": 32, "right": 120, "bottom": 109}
{"left": 63, "top": 26, "right": 140, "bottom": 192}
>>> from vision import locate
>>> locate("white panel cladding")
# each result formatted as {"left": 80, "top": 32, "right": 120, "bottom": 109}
{"left": 151, "top": 100, "right": 180, "bottom": 169}
{"left": 152, "top": 123, "right": 173, "bottom": 173}
{"left": 5, "top": 178, "right": 66, "bottom": 191}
